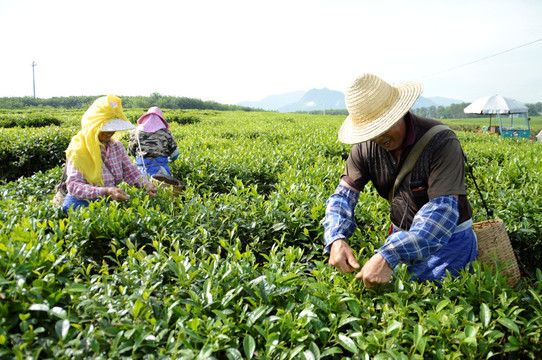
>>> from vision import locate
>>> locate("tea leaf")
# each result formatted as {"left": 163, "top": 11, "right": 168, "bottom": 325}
{"left": 385, "top": 320, "right": 402, "bottom": 335}
{"left": 226, "top": 348, "right": 243, "bottom": 360}
{"left": 480, "top": 303, "right": 491, "bottom": 327}
{"left": 247, "top": 305, "right": 270, "bottom": 327}
{"left": 197, "top": 345, "right": 213, "bottom": 360}
{"left": 50, "top": 306, "right": 67, "bottom": 319}
{"left": 338, "top": 316, "right": 360, "bottom": 329}
{"left": 55, "top": 319, "right": 70, "bottom": 340}
{"left": 302, "top": 350, "right": 316, "bottom": 360}
{"left": 436, "top": 298, "right": 451, "bottom": 313}
{"left": 29, "top": 304, "right": 49, "bottom": 312}
{"left": 320, "top": 346, "right": 343, "bottom": 357}
{"left": 464, "top": 325, "right": 478, "bottom": 345}
{"left": 243, "top": 335, "right": 256, "bottom": 359}
{"left": 413, "top": 324, "right": 424, "bottom": 351}
{"left": 497, "top": 317, "right": 520, "bottom": 334}
{"left": 337, "top": 334, "right": 358, "bottom": 354}
{"left": 309, "top": 341, "right": 321, "bottom": 360}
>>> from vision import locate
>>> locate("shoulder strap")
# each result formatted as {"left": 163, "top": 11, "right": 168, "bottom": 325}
{"left": 462, "top": 151, "right": 494, "bottom": 219}
{"left": 136, "top": 129, "right": 148, "bottom": 175}
{"left": 58, "top": 161, "right": 68, "bottom": 190}
{"left": 388, "top": 124, "right": 450, "bottom": 204}
{"left": 61, "top": 164, "right": 67, "bottom": 182}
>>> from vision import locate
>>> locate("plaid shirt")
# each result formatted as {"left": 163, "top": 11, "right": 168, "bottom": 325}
{"left": 323, "top": 184, "right": 359, "bottom": 252}
{"left": 66, "top": 140, "right": 148, "bottom": 200}
{"left": 323, "top": 184, "right": 459, "bottom": 268}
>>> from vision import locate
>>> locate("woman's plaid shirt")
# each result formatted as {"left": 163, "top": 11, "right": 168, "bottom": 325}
{"left": 66, "top": 140, "right": 148, "bottom": 200}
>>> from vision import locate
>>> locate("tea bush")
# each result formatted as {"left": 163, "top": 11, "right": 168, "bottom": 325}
{"left": 461, "top": 132, "right": 542, "bottom": 276}
{"left": 0, "top": 127, "right": 76, "bottom": 182}
{"left": 0, "top": 110, "right": 541, "bottom": 359}
{"left": 0, "top": 113, "right": 61, "bottom": 128}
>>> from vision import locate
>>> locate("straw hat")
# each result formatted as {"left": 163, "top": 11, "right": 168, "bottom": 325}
{"left": 101, "top": 118, "right": 136, "bottom": 132}
{"left": 338, "top": 73, "right": 423, "bottom": 144}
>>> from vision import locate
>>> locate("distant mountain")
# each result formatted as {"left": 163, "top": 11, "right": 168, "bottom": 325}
{"left": 278, "top": 88, "right": 346, "bottom": 112}
{"left": 238, "top": 89, "right": 464, "bottom": 112}
{"left": 237, "top": 91, "right": 305, "bottom": 111}
{"left": 412, "top": 96, "right": 437, "bottom": 109}
{"left": 238, "top": 88, "right": 345, "bottom": 113}
{"left": 428, "top": 96, "right": 465, "bottom": 107}
{"left": 412, "top": 96, "right": 466, "bottom": 109}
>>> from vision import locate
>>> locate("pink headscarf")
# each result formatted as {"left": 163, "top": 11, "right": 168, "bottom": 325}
{"left": 136, "top": 107, "right": 170, "bottom": 133}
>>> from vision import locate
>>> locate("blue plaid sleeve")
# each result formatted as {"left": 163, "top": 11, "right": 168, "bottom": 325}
{"left": 377, "top": 195, "right": 459, "bottom": 268}
{"left": 322, "top": 184, "right": 359, "bottom": 252}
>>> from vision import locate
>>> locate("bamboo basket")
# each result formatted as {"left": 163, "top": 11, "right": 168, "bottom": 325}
{"left": 150, "top": 174, "right": 184, "bottom": 197}
{"left": 473, "top": 218, "right": 521, "bottom": 287}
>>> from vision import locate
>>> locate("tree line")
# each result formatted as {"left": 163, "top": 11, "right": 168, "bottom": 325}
{"left": 0, "top": 93, "right": 261, "bottom": 111}
{"left": 1, "top": 94, "right": 541, "bottom": 119}
{"left": 412, "top": 102, "right": 542, "bottom": 119}
{"left": 291, "top": 103, "right": 542, "bottom": 119}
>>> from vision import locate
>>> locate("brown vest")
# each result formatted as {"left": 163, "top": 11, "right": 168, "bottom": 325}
{"left": 343, "top": 113, "right": 472, "bottom": 229}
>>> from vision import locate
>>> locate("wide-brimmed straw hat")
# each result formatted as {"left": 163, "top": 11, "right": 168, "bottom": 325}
{"left": 101, "top": 118, "right": 136, "bottom": 132}
{"left": 338, "top": 73, "right": 423, "bottom": 144}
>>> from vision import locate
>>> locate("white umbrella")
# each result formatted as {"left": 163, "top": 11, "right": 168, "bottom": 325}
{"left": 463, "top": 95, "right": 527, "bottom": 114}
{"left": 464, "top": 95, "right": 528, "bottom": 129}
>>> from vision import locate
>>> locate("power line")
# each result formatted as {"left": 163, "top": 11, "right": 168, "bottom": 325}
{"left": 416, "top": 38, "right": 542, "bottom": 80}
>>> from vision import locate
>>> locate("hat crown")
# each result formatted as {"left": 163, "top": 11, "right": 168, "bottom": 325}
{"left": 345, "top": 73, "right": 399, "bottom": 127}
{"left": 337, "top": 73, "right": 423, "bottom": 144}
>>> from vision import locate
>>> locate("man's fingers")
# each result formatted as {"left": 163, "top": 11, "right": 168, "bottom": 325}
{"left": 346, "top": 252, "right": 360, "bottom": 270}
{"left": 338, "top": 261, "right": 355, "bottom": 273}
{"left": 355, "top": 269, "right": 375, "bottom": 288}
{"left": 334, "top": 256, "right": 360, "bottom": 273}
{"left": 355, "top": 253, "right": 393, "bottom": 288}
{"left": 330, "top": 256, "right": 354, "bottom": 273}
{"left": 329, "top": 240, "right": 362, "bottom": 274}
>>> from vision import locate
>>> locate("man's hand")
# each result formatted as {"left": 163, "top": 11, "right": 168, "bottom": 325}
{"left": 329, "top": 239, "right": 360, "bottom": 273}
{"left": 144, "top": 182, "right": 157, "bottom": 198}
{"left": 356, "top": 253, "right": 393, "bottom": 288}
{"left": 105, "top": 187, "right": 130, "bottom": 202}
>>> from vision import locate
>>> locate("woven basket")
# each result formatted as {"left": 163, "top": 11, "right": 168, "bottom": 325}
{"left": 150, "top": 175, "right": 184, "bottom": 197}
{"left": 473, "top": 218, "right": 521, "bottom": 287}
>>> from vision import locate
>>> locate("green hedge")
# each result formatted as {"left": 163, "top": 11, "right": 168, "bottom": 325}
{"left": 0, "top": 127, "right": 76, "bottom": 182}
{"left": 0, "top": 113, "right": 61, "bottom": 128}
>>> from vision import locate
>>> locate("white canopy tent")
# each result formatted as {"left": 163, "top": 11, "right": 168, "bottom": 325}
{"left": 464, "top": 95, "right": 530, "bottom": 138}
{"left": 463, "top": 95, "right": 528, "bottom": 114}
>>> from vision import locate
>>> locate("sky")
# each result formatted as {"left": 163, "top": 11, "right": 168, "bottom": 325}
{"left": 1, "top": 0, "right": 542, "bottom": 105}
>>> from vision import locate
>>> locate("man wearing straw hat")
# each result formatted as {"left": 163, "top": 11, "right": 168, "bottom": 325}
{"left": 323, "top": 73, "right": 477, "bottom": 287}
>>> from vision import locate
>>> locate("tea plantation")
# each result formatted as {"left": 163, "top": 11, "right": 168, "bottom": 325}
{"left": 1, "top": 110, "right": 541, "bottom": 359}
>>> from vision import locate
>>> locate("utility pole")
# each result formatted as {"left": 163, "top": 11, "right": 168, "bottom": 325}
{"left": 32, "top": 61, "right": 37, "bottom": 98}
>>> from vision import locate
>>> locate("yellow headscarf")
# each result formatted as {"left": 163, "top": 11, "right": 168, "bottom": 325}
{"left": 66, "top": 95, "right": 130, "bottom": 186}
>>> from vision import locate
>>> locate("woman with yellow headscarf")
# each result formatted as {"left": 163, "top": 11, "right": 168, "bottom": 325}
{"left": 62, "top": 95, "right": 157, "bottom": 212}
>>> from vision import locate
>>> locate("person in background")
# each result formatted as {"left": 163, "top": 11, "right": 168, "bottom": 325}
{"left": 323, "top": 73, "right": 477, "bottom": 287}
{"left": 62, "top": 95, "right": 157, "bottom": 212}
{"left": 128, "top": 107, "right": 180, "bottom": 177}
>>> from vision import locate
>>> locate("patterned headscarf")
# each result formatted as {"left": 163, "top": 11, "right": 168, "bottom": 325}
{"left": 65, "top": 95, "right": 129, "bottom": 186}
{"left": 137, "top": 107, "right": 170, "bottom": 133}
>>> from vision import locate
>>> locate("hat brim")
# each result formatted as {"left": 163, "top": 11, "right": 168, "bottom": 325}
{"left": 101, "top": 118, "right": 136, "bottom": 132}
{"left": 137, "top": 111, "right": 166, "bottom": 124}
{"left": 338, "top": 81, "right": 423, "bottom": 144}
